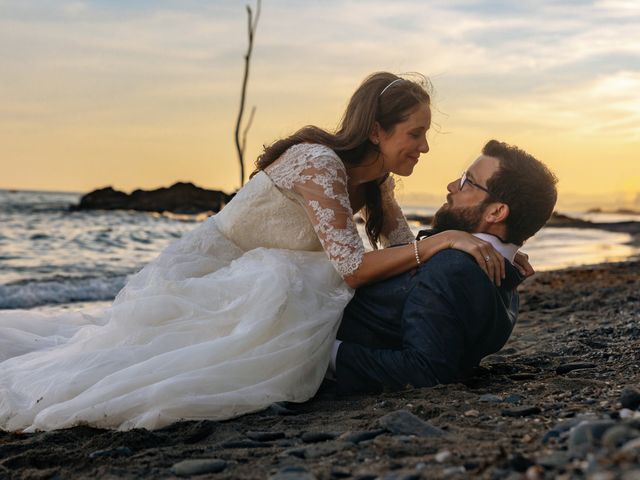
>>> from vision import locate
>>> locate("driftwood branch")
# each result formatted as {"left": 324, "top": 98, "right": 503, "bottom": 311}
{"left": 234, "top": 0, "right": 261, "bottom": 188}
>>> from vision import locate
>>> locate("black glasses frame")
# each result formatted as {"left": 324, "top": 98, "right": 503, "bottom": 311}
{"left": 459, "top": 171, "right": 491, "bottom": 194}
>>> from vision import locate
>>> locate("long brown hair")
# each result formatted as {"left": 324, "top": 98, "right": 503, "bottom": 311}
{"left": 253, "top": 72, "right": 431, "bottom": 248}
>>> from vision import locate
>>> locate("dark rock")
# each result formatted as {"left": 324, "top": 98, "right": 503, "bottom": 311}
{"left": 479, "top": 394, "right": 503, "bottom": 403}
{"left": 330, "top": 467, "right": 352, "bottom": 478}
{"left": 220, "top": 439, "right": 267, "bottom": 449}
{"left": 246, "top": 431, "right": 286, "bottom": 442}
{"left": 501, "top": 406, "right": 541, "bottom": 417}
{"left": 73, "top": 182, "right": 232, "bottom": 214}
{"left": 269, "top": 466, "right": 317, "bottom": 480}
{"left": 301, "top": 431, "right": 338, "bottom": 443}
{"left": 508, "top": 373, "right": 537, "bottom": 381}
{"left": 503, "top": 394, "right": 525, "bottom": 404}
{"left": 171, "top": 459, "right": 227, "bottom": 477}
{"left": 381, "top": 474, "right": 421, "bottom": 480}
{"left": 88, "top": 446, "right": 133, "bottom": 459}
{"left": 509, "top": 454, "right": 535, "bottom": 472}
{"left": 601, "top": 425, "right": 640, "bottom": 449}
{"left": 569, "top": 420, "right": 616, "bottom": 452}
{"left": 340, "top": 429, "right": 386, "bottom": 444}
{"left": 379, "top": 410, "right": 446, "bottom": 437}
{"left": 556, "top": 362, "right": 597, "bottom": 374}
{"left": 621, "top": 387, "right": 640, "bottom": 410}
{"left": 537, "top": 451, "right": 570, "bottom": 470}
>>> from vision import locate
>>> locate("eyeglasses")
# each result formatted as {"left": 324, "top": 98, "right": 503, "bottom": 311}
{"left": 459, "top": 171, "right": 490, "bottom": 194}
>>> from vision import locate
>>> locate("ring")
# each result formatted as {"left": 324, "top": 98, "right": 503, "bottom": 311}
{"left": 484, "top": 256, "right": 490, "bottom": 262}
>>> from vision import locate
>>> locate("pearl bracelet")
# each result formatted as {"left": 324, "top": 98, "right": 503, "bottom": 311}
{"left": 413, "top": 240, "right": 421, "bottom": 266}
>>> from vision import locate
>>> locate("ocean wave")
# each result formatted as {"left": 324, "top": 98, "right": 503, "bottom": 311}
{"left": 0, "top": 275, "right": 127, "bottom": 309}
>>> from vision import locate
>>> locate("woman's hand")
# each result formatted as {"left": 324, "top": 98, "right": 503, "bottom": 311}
{"left": 513, "top": 251, "right": 535, "bottom": 278}
{"left": 424, "top": 231, "right": 505, "bottom": 285}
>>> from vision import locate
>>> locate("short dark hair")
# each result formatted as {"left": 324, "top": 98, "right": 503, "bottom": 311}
{"left": 483, "top": 139, "right": 558, "bottom": 245}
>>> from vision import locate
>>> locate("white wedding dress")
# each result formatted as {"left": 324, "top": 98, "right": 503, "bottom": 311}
{"left": 0, "top": 144, "right": 413, "bottom": 431}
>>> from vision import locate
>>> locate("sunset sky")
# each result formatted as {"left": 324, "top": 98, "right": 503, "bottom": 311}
{"left": 1, "top": 0, "right": 639, "bottom": 210}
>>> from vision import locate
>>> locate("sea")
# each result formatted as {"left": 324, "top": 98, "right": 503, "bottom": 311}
{"left": 1, "top": 189, "right": 638, "bottom": 311}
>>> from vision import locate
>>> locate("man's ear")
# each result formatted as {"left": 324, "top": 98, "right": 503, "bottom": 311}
{"left": 485, "top": 202, "right": 509, "bottom": 224}
{"left": 369, "top": 122, "right": 381, "bottom": 145}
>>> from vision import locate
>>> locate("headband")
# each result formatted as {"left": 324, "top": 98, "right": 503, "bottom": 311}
{"left": 379, "top": 78, "right": 404, "bottom": 97}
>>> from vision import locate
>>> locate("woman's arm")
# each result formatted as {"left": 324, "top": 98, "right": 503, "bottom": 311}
{"left": 344, "top": 230, "right": 505, "bottom": 289}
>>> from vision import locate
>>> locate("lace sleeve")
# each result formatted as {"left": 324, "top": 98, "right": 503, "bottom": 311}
{"left": 266, "top": 144, "right": 365, "bottom": 278}
{"left": 378, "top": 176, "right": 415, "bottom": 247}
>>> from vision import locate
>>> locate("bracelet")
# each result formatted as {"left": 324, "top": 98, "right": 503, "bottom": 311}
{"left": 413, "top": 240, "right": 421, "bottom": 266}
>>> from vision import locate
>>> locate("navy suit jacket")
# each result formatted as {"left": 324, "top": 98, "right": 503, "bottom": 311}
{"left": 335, "top": 248, "right": 522, "bottom": 394}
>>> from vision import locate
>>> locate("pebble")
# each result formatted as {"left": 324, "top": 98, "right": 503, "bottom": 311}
{"left": 621, "top": 388, "right": 640, "bottom": 410}
{"left": 330, "top": 466, "right": 351, "bottom": 478}
{"left": 525, "top": 464, "right": 545, "bottom": 480}
{"left": 88, "top": 446, "right": 132, "bottom": 459}
{"left": 220, "top": 439, "right": 266, "bottom": 449}
{"left": 555, "top": 362, "right": 597, "bottom": 374}
{"left": 464, "top": 409, "right": 480, "bottom": 417}
{"left": 171, "top": 459, "right": 227, "bottom": 477}
{"left": 246, "top": 431, "right": 286, "bottom": 442}
{"left": 601, "top": 425, "right": 639, "bottom": 448}
{"left": 479, "top": 394, "right": 503, "bottom": 403}
{"left": 269, "top": 466, "right": 317, "bottom": 480}
{"left": 442, "top": 466, "right": 466, "bottom": 477}
{"left": 301, "top": 431, "right": 338, "bottom": 443}
{"left": 501, "top": 406, "right": 541, "bottom": 417}
{"left": 339, "top": 429, "right": 386, "bottom": 444}
{"left": 622, "top": 437, "right": 640, "bottom": 453}
{"left": 435, "top": 450, "right": 452, "bottom": 463}
{"left": 569, "top": 419, "right": 616, "bottom": 452}
{"left": 283, "top": 441, "right": 349, "bottom": 460}
{"left": 503, "top": 394, "right": 525, "bottom": 404}
{"left": 379, "top": 410, "right": 446, "bottom": 437}
{"left": 536, "top": 451, "right": 570, "bottom": 470}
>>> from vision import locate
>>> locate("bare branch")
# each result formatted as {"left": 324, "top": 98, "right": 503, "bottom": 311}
{"left": 234, "top": 0, "right": 261, "bottom": 188}
{"left": 241, "top": 106, "right": 256, "bottom": 159}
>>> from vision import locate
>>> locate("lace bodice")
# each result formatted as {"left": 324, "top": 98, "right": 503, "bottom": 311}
{"left": 265, "top": 143, "right": 414, "bottom": 277}
{"left": 266, "top": 144, "right": 364, "bottom": 277}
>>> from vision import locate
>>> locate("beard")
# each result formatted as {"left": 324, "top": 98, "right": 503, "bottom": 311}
{"left": 431, "top": 201, "right": 487, "bottom": 234}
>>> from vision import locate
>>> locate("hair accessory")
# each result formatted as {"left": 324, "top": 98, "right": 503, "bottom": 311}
{"left": 379, "top": 78, "right": 403, "bottom": 97}
{"left": 413, "top": 240, "right": 421, "bottom": 266}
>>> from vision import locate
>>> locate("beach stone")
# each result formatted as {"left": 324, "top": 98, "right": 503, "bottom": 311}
{"left": 379, "top": 410, "right": 446, "bottom": 437}
{"left": 269, "top": 466, "right": 316, "bottom": 480}
{"left": 246, "top": 431, "right": 286, "bottom": 442}
{"left": 220, "top": 439, "right": 266, "bottom": 449}
{"left": 443, "top": 466, "right": 466, "bottom": 477}
{"left": 479, "top": 394, "right": 503, "bottom": 403}
{"left": 602, "top": 424, "right": 640, "bottom": 448}
{"left": 537, "top": 451, "right": 570, "bottom": 470}
{"left": 569, "top": 420, "right": 616, "bottom": 452}
{"left": 501, "top": 406, "right": 541, "bottom": 417}
{"left": 330, "top": 466, "right": 352, "bottom": 478}
{"left": 339, "top": 429, "right": 385, "bottom": 444}
{"left": 171, "top": 459, "right": 227, "bottom": 477}
{"left": 88, "top": 446, "right": 132, "bottom": 459}
{"left": 435, "top": 450, "right": 453, "bottom": 463}
{"left": 525, "top": 465, "right": 545, "bottom": 480}
{"left": 301, "top": 431, "right": 338, "bottom": 443}
{"left": 509, "top": 454, "right": 535, "bottom": 472}
{"left": 464, "top": 409, "right": 480, "bottom": 417}
{"left": 622, "top": 437, "right": 640, "bottom": 453}
{"left": 503, "top": 394, "right": 525, "bottom": 404}
{"left": 621, "top": 387, "right": 640, "bottom": 410}
{"left": 556, "top": 362, "right": 596, "bottom": 374}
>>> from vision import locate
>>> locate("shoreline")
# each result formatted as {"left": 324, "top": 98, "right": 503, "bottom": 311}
{"left": 1, "top": 259, "right": 639, "bottom": 478}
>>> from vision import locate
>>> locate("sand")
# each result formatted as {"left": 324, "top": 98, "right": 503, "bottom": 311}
{"left": 1, "top": 259, "right": 639, "bottom": 479}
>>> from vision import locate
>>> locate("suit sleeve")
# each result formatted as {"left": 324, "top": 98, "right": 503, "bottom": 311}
{"left": 335, "top": 250, "right": 497, "bottom": 393}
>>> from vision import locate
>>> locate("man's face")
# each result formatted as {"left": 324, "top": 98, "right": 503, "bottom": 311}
{"left": 432, "top": 155, "right": 501, "bottom": 233}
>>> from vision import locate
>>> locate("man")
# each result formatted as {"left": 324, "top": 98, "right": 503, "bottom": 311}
{"left": 332, "top": 139, "right": 558, "bottom": 394}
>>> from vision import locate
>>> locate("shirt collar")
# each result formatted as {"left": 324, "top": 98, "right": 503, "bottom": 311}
{"left": 472, "top": 233, "right": 519, "bottom": 263}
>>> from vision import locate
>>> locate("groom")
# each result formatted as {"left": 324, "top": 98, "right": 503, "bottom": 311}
{"left": 332, "top": 139, "right": 558, "bottom": 394}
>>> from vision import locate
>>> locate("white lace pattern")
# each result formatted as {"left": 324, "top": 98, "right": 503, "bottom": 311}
{"left": 266, "top": 144, "right": 365, "bottom": 277}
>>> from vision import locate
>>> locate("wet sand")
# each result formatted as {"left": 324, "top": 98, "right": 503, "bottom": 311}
{"left": 1, "top": 259, "right": 639, "bottom": 479}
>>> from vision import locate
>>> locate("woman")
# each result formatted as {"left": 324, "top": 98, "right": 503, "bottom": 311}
{"left": 0, "top": 72, "right": 507, "bottom": 432}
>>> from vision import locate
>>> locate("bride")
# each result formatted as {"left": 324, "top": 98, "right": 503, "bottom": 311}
{"left": 0, "top": 72, "right": 505, "bottom": 431}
